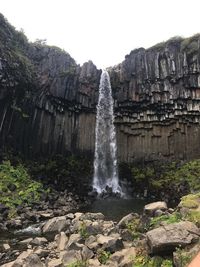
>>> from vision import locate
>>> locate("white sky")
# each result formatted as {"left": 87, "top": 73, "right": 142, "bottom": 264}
{"left": 1, "top": 0, "right": 200, "bottom": 68}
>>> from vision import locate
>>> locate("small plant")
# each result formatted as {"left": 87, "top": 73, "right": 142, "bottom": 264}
{"left": 175, "top": 247, "right": 193, "bottom": 267}
{"left": 133, "top": 255, "right": 173, "bottom": 267}
{"left": 78, "top": 222, "right": 89, "bottom": 239}
{"left": 98, "top": 250, "right": 111, "bottom": 264}
{"left": 126, "top": 217, "right": 141, "bottom": 239}
{"left": 161, "top": 259, "right": 173, "bottom": 267}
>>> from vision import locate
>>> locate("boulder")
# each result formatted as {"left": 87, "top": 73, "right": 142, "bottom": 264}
{"left": 85, "top": 235, "right": 99, "bottom": 250}
{"left": 34, "top": 248, "right": 49, "bottom": 257}
{"left": 30, "top": 237, "right": 48, "bottom": 246}
{"left": 66, "top": 233, "right": 84, "bottom": 250}
{"left": 117, "top": 213, "right": 138, "bottom": 228}
{"left": 144, "top": 201, "right": 167, "bottom": 215}
{"left": 17, "top": 250, "right": 33, "bottom": 260}
{"left": 109, "top": 247, "right": 136, "bottom": 267}
{"left": 120, "top": 229, "right": 133, "bottom": 241}
{"left": 2, "top": 243, "right": 10, "bottom": 251}
{"left": 61, "top": 250, "right": 82, "bottom": 265}
{"left": 42, "top": 216, "right": 68, "bottom": 233}
{"left": 147, "top": 221, "right": 199, "bottom": 253}
{"left": 97, "top": 234, "right": 124, "bottom": 253}
{"left": 11, "top": 260, "right": 23, "bottom": 267}
{"left": 66, "top": 213, "right": 74, "bottom": 219}
{"left": 1, "top": 261, "right": 22, "bottom": 267}
{"left": 81, "top": 246, "right": 94, "bottom": 260}
{"left": 88, "top": 259, "right": 101, "bottom": 267}
{"left": 47, "top": 259, "right": 63, "bottom": 267}
{"left": 56, "top": 232, "right": 68, "bottom": 251}
{"left": 85, "top": 221, "right": 103, "bottom": 235}
{"left": 19, "top": 238, "right": 33, "bottom": 245}
{"left": 40, "top": 213, "right": 54, "bottom": 220}
{"left": 23, "top": 254, "right": 43, "bottom": 267}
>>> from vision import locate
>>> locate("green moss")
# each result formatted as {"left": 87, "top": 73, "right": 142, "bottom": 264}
{"left": 149, "top": 213, "right": 182, "bottom": 229}
{"left": 180, "top": 194, "right": 199, "bottom": 209}
{"left": 185, "top": 210, "right": 200, "bottom": 226}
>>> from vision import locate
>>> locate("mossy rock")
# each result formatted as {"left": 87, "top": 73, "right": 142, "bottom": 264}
{"left": 179, "top": 193, "right": 200, "bottom": 209}
{"left": 178, "top": 193, "right": 200, "bottom": 226}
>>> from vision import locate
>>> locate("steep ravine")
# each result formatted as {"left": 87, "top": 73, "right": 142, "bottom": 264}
{"left": 1, "top": 13, "right": 200, "bottom": 163}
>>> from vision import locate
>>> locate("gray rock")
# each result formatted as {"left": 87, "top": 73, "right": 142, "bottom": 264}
{"left": 144, "top": 201, "right": 167, "bottom": 216}
{"left": 47, "top": 259, "right": 63, "bottom": 267}
{"left": 117, "top": 213, "right": 138, "bottom": 228}
{"left": 66, "top": 213, "right": 74, "bottom": 220}
{"left": 109, "top": 247, "right": 136, "bottom": 267}
{"left": 2, "top": 243, "right": 10, "bottom": 251}
{"left": 42, "top": 216, "right": 68, "bottom": 233}
{"left": 120, "top": 229, "right": 133, "bottom": 241}
{"left": 61, "top": 250, "right": 82, "bottom": 265}
{"left": 79, "top": 212, "right": 105, "bottom": 221}
{"left": 34, "top": 248, "right": 49, "bottom": 257}
{"left": 19, "top": 238, "right": 33, "bottom": 245}
{"left": 154, "top": 209, "right": 164, "bottom": 217}
{"left": 88, "top": 259, "right": 101, "bottom": 266}
{"left": 97, "top": 234, "right": 124, "bottom": 253}
{"left": 81, "top": 246, "right": 94, "bottom": 260}
{"left": 56, "top": 232, "right": 68, "bottom": 251}
{"left": 30, "top": 237, "right": 48, "bottom": 246}
{"left": 147, "top": 221, "right": 199, "bottom": 253}
{"left": 23, "top": 254, "right": 43, "bottom": 267}
{"left": 66, "top": 233, "right": 84, "bottom": 250}
{"left": 85, "top": 221, "right": 103, "bottom": 235}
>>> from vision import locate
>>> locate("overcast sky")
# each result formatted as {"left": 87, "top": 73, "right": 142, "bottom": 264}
{"left": 1, "top": 0, "right": 200, "bottom": 68}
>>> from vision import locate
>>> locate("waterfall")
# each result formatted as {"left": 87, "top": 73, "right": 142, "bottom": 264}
{"left": 93, "top": 70, "right": 122, "bottom": 195}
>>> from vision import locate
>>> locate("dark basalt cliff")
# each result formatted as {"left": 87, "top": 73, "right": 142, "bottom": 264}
{"left": 110, "top": 37, "right": 200, "bottom": 162}
{"left": 1, "top": 13, "right": 200, "bottom": 162}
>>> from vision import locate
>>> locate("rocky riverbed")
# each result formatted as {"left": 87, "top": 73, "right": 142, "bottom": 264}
{"left": 0, "top": 194, "right": 200, "bottom": 267}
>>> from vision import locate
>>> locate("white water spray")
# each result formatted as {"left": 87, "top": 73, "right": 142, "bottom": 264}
{"left": 93, "top": 70, "right": 122, "bottom": 195}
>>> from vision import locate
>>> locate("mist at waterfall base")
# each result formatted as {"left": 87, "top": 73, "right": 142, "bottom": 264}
{"left": 92, "top": 70, "right": 124, "bottom": 197}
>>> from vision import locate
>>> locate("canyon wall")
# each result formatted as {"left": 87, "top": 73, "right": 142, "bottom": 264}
{"left": 1, "top": 13, "right": 200, "bottom": 162}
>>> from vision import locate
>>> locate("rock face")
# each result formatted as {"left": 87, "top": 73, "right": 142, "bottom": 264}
{"left": 1, "top": 14, "right": 200, "bottom": 162}
{"left": 110, "top": 37, "right": 200, "bottom": 162}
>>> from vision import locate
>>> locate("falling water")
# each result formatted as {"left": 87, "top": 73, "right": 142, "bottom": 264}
{"left": 93, "top": 70, "right": 122, "bottom": 195}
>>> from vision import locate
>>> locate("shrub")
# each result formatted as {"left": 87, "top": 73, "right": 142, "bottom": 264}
{"left": 98, "top": 250, "right": 111, "bottom": 264}
{"left": 78, "top": 222, "right": 89, "bottom": 239}
{"left": 0, "top": 161, "right": 45, "bottom": 217}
